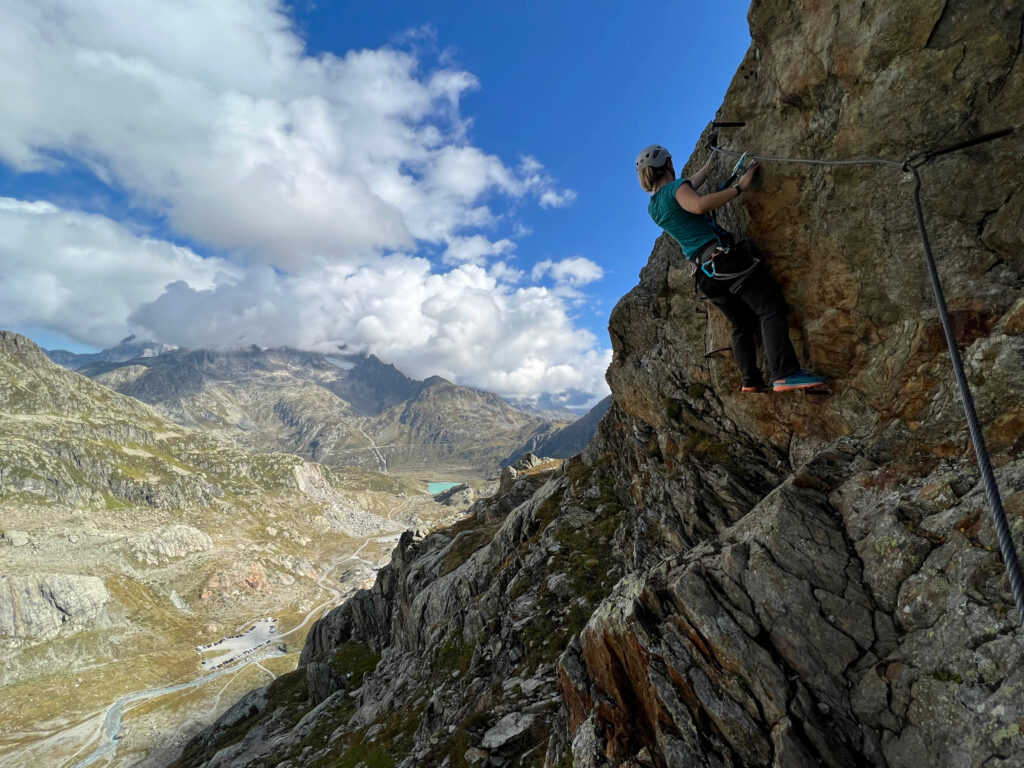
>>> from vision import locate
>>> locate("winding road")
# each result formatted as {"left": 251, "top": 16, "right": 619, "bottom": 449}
{"left": 357, "top": 424, "right": 388, "bottom": 473}
{"left": 64, "top": 532, "right": 401, "bottom": 768}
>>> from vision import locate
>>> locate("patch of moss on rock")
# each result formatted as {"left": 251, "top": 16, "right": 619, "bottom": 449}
{"left": 435, "top": 637, "right": 474, "bottom": 675}
{"left": 441, "top": 525, "right": 498, "bottom": 576}
{"left": 518, "top": 476, "right": 623, "bottom": 667}
{"left": 332, "top": 642, "right": 381, "bottom": 683}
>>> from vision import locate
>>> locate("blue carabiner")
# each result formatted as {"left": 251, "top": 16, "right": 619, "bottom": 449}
{"left": 700, "top": 245, "right": 731, "bottom": 278}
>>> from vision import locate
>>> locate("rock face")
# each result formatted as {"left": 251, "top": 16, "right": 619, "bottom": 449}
{"left": 172, "top": 2, "right": 1024, "bottom": 767}
{"left": 276, "top": 555, "right": 318, "bottom": 581}
{"left": 1, "top": 531, "right": 30, "bottom": 547}
{"left": 126, "top": 525, "right": 214, "bottom": 565}
{"left": 556, "top": 1, "right": 1024, "bottom": 764}
{"left": 0, "top": 574, "right": 110, "bottom": 642}
{"left": 201, "top": 563, "right": 272, "bottom": 601}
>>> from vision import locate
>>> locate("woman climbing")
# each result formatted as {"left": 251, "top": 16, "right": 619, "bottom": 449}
{"left": 636, "top": 144, "right": 826, "bottom": 392}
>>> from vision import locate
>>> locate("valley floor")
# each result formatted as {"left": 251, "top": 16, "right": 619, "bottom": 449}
{"left": 0, "top": 479, "right": 474, "bottom": 768}
{"left": 0, "top": 531, "right": 398, "bottom": 768}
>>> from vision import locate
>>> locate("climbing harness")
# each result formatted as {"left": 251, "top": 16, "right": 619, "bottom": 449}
{"left": 696, "top": 242, "right": 760, "bottom": 288}
{"left": 709, "top": 125, "right": 1024, "bottom": 624}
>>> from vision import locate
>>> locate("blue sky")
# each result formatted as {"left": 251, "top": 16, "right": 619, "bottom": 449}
{"left": 0, "top": 0, "right": 750, "bottom": 405}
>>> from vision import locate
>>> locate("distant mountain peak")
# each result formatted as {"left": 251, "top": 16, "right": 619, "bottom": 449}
{"left": 421, "top": 375, "right": 454, "bottom": 388}
{"left": 338, "top": 354, "right": 420, "bottom": 415}
{"left": 354, "top": 353, "right": 398, "bottom": 371}
{"left": 45, "top": 335, "right": 177, "bottom": 371}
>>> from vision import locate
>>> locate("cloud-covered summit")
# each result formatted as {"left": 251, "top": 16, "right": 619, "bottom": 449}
{"left": 129, "top": 256, "right": 611, "bottom": 399}
{"left": 0, "top": 0, "right": 610, "bottom": 402}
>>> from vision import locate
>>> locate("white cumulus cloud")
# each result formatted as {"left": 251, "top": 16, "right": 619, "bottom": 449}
{"left": 532, "top": 257, "right": 604, "bottom": 286}
{"left": 129, "top": 256, "right": 611, "bottom": 399}
{"left": 0, "top": 0, "right": 575, "bottom": 267}
{"left": 443, "top": 235, "right": 515, "bottom": 265}
{"left": 531, "top": 256, "right": 605, "bottom": 305}
{"left": 0, "top": 197, "right": 235, "bottom": 346}
{"left": 0, "top": 0, "right": 610, "bottom": 402}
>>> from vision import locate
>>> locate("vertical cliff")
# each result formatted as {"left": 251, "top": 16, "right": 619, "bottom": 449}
{"left": 173, "top": 1, "right": 1024, "bottom": 766}
{"left": 566, "top": 1, "right": 1024, "bottom": 764}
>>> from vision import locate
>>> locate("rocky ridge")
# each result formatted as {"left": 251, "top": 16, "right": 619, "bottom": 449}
{"left": 44, "top": 334, "right": 177, "bottom": 370}
{"left": 174, "top": 1, "right": 1024, "bottom": 766}
{"left": 172, "top": 455, "right": 587, "bottom": 767}
{"left": 504, "top": 396, "right": 613, "bottom": 467}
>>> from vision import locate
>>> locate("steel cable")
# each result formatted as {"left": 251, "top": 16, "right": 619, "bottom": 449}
{"left": 709, "top": 129, "right": 1024, "bottom": 623}
{"left": 905, "top": 163, "right": 1024, "bottom": 621}
{"left": 711, "top": 145, "right": 903, "bottom": 168}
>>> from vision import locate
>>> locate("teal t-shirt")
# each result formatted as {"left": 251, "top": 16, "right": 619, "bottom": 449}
{"left": 648, "top": 178, "right": 718, "bottom": 259}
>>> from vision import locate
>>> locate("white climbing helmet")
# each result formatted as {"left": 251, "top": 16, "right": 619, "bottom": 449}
{"left": 635, "top": 144, "right": 671, "bottom": 171}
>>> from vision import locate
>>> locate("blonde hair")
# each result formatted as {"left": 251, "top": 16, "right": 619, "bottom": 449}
{"left": 638, "top": 161, "right": 674, "bottom": 193}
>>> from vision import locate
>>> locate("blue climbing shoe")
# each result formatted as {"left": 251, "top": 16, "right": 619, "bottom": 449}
{"left": 773, "top": 368, "right": 827, "bottom": 392}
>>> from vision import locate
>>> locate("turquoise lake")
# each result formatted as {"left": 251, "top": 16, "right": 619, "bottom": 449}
{"left": 427, "top": 482, "right": 461, "bottom": 494}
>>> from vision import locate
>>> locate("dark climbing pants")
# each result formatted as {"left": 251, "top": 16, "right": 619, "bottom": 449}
{"left": 696, "top": 263, "right": 800, "bottom": 386}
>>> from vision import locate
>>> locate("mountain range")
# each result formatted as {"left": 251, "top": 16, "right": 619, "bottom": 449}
{"left": 2, "top": 330, "right": 609, "bottom": 764}
{"left": 0, "top": 330, "right": 463, "bottom": 765}
{"left": 68, "top": 346, "right": 572, "bottom": 475}
{"left": 44, "top": 334, "right": 177, "bottom": 370}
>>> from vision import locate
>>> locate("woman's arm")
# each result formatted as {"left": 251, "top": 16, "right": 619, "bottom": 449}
{"left": 675, "top": 162, "right": 759, "bottom": 214}
{"left": 687, "top": 157, "right": 714, "bottom": 190}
